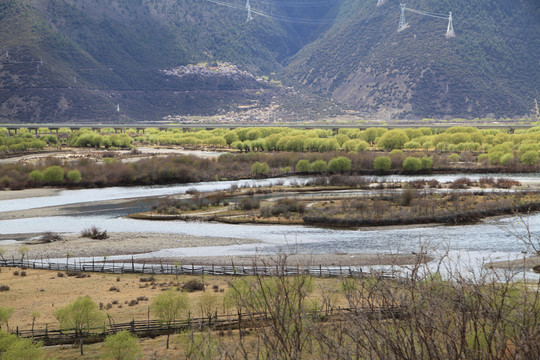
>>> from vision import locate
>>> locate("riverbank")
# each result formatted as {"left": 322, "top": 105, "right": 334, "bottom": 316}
{"left": 0, "top": 232, "right": 258, "bottom": 259}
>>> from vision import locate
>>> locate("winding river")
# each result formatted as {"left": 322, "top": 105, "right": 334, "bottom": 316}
{"left": 1, "top": 173, "right": 539, "bottom": 278}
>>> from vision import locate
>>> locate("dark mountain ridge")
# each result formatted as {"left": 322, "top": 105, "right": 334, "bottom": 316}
{"left": 0, "top": 0, "right": 538, "bottom": 122}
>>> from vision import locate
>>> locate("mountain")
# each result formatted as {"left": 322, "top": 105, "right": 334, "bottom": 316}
{"left": 284, "top": 0, "right": 540, "bottom": 119}
{"left": 0, "top": 0, "right": 539, "bottom": 122}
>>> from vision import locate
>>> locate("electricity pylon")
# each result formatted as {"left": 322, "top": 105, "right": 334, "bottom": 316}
{"left": 398, "top": 4, "right": 406, "bottom": 31}
{"left": 246, "top": 0, "right": 252, "bottom": 21}
{"left": 446, "top": 12, "right": 455, "bottom": 38}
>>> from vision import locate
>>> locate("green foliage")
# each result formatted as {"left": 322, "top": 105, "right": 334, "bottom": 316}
{"left": 29, "top": 170, "right": 43, "bottom": 183}
{"left": 0, "top": 335, "right": 46, "bottom": 360}
{"left": 328, "top": 156, "right": 351, "bottom": 173}
{"left": 373, "top": 156, "right": 391, "bottom": 171}
{"left": 403, "top": 157, "right": 423, "bottom": 172}
{"left": 55, "top": 296, "right": 104, "bottom": 336}
{"left": 42, "top": 166, "right": 64, "bottom": 183}
{"left": 521, "top": 150, "right": 539, "bottom": 165}
{"left": 295, "top": 159, "right": 310, "bottom": 173}
{"left": 251, "top": 162, "right": 270, "bottom": 176}
{"left": 103, "top": 330, "right": 141, "bottom": 360}
{"left": 67, "top": 169, "right": 82, "bottom": 183}
{"left": 310, "top": 160, "right": 327, "bottom": 173}
{"left": 151, "top": 289, "right": 189, "bottom": 349}
{"left": 377, "top": 130, "right": 409, "bottom": 150}
{"left": 0, "top": 307, "right": 13, "bottom": 331}
{"left": 449, "top": 153, "right": 461, "bottom": 163}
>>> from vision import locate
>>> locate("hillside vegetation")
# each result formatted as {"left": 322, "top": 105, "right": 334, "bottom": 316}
{"left": 0, "top": 0, "right": 539, "bottom": 122}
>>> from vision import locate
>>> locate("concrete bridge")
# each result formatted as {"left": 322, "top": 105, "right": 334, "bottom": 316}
{"left": 0, "top": 122, "right": 533, "bottom": 137}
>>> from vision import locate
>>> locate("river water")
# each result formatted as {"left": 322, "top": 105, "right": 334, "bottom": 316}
{"left": 1, "top": 174, "right": 539, "bottom": 278}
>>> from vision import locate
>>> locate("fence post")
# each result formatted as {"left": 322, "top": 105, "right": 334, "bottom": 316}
{"left": 45, "top": 324, "right": 48, "bottom": 338}
{"left": 319, "top": 265, "right": 322, "bottom": 277}
{"left": 191, "top": 264, "right": 194, "bottom": 275}
{"left": 92, "top": 258, "right": 95, "bottom": 272}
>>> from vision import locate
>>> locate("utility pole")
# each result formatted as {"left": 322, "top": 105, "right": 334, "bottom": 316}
{"left": 446, "top": 11, "right": 455, "bottom": 38}
{"left": 398, "top": 4, "right": 406, "bottom": 32}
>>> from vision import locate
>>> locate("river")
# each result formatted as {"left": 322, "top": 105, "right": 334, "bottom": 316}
{"left": 1, "top": 174, "right": 539, "bottom": 278}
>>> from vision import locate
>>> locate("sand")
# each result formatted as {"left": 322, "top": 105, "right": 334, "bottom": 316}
{"left": 0, "top": 232, "right": 257, "bottom": 259}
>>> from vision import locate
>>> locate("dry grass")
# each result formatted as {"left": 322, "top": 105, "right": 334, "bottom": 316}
{"left": 0, "top": 268, "right": 231, "bottom": 331}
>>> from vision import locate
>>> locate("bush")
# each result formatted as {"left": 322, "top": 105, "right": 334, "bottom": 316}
{"left": 449, "top": 153, "right": 461, "bottom": 163}
{"left": 310, "top": 160, "right": 327, "bottom": 173}
{"left": 29, "top": 170, "right": 43, "bottom": 183}
{"left": 67, "top": 170, "right": 82, "bottom": 183}
{"left": 373, "top": 156, "right": 391, "bottom": 171}
{"left": 521, "top": 150, "right": 539, "bottom": 165}
{"left": 237, "top": 197, "right": 260, "bottom": 210}
{"left": 295, "top": 159, "right": 310, "bottom": 173}
{"left": 182, "top": 279, "right": 205, "bottom": 292}
{"left": 251, "top": 162, "right": 270, "bottom": 177}
{"left": 402, "top": 157, "right": 422, "bottom": 172}
{"left": 500, "top": 153, "right": 514, "bottom": 165}
{"left": 80, "top": 226, "right": 109, "bottom": 240}
{"left": 39, "top": 232, "right": 62, "bottom": 243}
{"left": 328, "top": 156, "right": 352, "bottom": 173}
{"left": 42, "top": 166, "right": 64, "bottom": 183}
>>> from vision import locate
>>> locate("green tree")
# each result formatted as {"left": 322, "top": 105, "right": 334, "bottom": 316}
{"left": 421, "top": 156, "right": 434, "bottom": 170}
{"left": 151, "top": 289, "right": 189, "bottom": 349}
{"left": 500, "top": 153, "right": 514, "bottom": 165}
{"left": 0, "top": 307, "right": 13, "bottom": 331}
{"left": 403, "top": 157, "right": 423, "bottom": 172}
{"left": 521, "top": 150, "right": 539, "bottom": 165}
{"left": 328, "top": 156, "right": 351, "bottom": 173}
{"left": 102, "top": 330, "right": 141, "bottom": 360}
{"left": 295, "top": 159, "right": 310, "bottom": 173}
{"left": 310, "top": 160, "right": 327, "bottom": 173}
{"left": 251, "top": 162, "right": 270, "bottom": 177}
{"left": 67, "top": 170, "right": 82, "bottom": 183}
{"left": 373, "top": 156, "right": 391, "bottom": 172}
{"left": 449, "top": 153, "right": 461, "bottom": 163}
{"left": 55, "top": 296, "right": 105, "bottom": 355}
{"left": 0, "top": 335, "right": 46, "bottom": 360}
{"left": 29, "top": 170, "right": 43, "bottom": 183}
{"left": 377, "top": 130, "right": 409, "bottom": 150}
{"left": 42, "top": 166, "right": 64, "bottom": 183}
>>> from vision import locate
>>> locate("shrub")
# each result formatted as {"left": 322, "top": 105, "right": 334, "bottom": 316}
{"left": 520, "top": 150, "right": 539, "bottom": 165}
{"left": 500, "top": 153, "right": 514, "bottom": 165}
{"left": 373, "top": 156, "right": 391, "bottom": 171}
{"left": 310, "top": 160, "right": 327, "bottom": 173}
{"left": 421, "top": 156, "right": 434, "bottom": 170}
{"left": 328, "top": 156, "right": 352, "bottom": 173}
{"left": 449, "top": 153, "right": 461, "bottom": 163}
{"left": 103, "top": 330, "right": 141, "bottom": 360}
{"left": 182, "top": 279, "right": 205, "bottom": 292}
{"left": 251, "top": 162, "right": 270, "bottom": 177}
{"left": 377, "top": 130, "right": 409, "bottom": 150}
{"left": 29, "top": 170, "right": 43, "bottom": 183}
{"left": 39, "top": 232, "right": 62, "bottom": 243}
{"left": 237, "top": 197, "right": 260, "bottom": 210}
{"left": 402, "top": 157, "right": 422, "bottom": 172}
{"left": 80, "top": 226, "right": 109, "bottom": 240}
{"left": 42, "top": 166, "right": 64, "bottom": 183}
{"left": 295, "top": 159, "right": 310, "bottom": 173}
{"left": 0, "top": 285, "right": 9, "bottom": 292}
{"left": 67, "top": 170, "right": 82, "bottom": 183}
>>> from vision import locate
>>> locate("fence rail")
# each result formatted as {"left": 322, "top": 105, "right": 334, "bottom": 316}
{"left": 10, "top": 306, "right": 405, "bottom": 346}
{"left": 0, "top": 258, "right": 401, "bottom": 279}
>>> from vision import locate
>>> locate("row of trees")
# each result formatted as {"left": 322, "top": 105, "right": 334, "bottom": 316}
{"left": 3, "top": 127, "right": 540, "bottom": 163}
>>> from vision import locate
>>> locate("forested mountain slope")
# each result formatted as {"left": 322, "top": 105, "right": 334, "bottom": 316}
{"left": 0, "top": 0, "right": 539, "bottom": 122}
{"left": 285, "top": 0, "right": 540, "bottom": 119}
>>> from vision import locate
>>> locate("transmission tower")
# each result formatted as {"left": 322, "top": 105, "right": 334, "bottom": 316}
{"left": 446, "top": 11, "right": 455, "bottom": 38}
{"left": 398, "top": 4, "right": 407, "bottom": 31}
{"left": 377, "top": 0, "right": 384, "bottom": 6}
{"left": 246, "top": 0, "right": 252, "bottom": 21}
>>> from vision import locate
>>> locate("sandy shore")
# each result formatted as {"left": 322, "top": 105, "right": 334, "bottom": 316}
{"left": 0, "top": 187, "right": 61, "bottom": 201}
{"left": 0, "top": 231, "right": 432, "bottom": 266}
{"left": 486, "top": 255, "right": 540, "bottom": 270}
{"left": 0, "top": 232, "right": 257, "bottom": 259}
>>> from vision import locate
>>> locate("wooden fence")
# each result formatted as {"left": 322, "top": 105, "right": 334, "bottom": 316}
{"left": 0, "top": 257, "right": 400, "bottom": 279}
{"left": 10, "top": 306, "right": 406, "bottom": 346}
